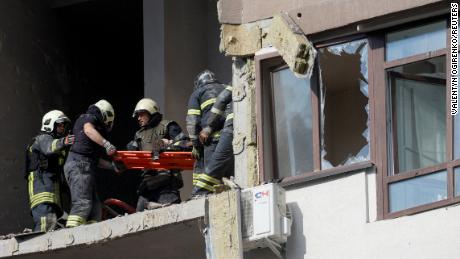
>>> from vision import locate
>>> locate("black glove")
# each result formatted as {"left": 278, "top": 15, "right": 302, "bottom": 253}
{"left": 112, "top": 160, "right": 127, "bottom": 174}
{"left": 126, "top": 140, "right": 139, "bottom": 151}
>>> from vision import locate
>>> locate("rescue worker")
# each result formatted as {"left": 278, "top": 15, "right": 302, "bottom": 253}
{"left": 64, "top": 99, "right": 123, "bottom": 228}
{"left": 26, "top": 110, "right": 74, "bottom": 232}
{"left": 197, "top": 85, "right": 234, "bottom": 194}
{"left": 128, "top": 98, "right": 188, "bottom": 211}
{"left": 186, "top": 70, "right": 226, "bottom": 197}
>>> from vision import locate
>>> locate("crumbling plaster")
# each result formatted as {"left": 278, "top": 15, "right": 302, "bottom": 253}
{"left": 0, "top": 198, "right": 207, "bottom": 258}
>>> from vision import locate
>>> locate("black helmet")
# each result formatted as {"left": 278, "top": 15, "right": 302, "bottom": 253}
{"left": 194, "top": 70, "right": 217, "bottom": 90}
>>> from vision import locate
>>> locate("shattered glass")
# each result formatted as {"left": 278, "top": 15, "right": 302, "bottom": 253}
{"left": 318, "top": 39, "right": 370, "bottom": 169}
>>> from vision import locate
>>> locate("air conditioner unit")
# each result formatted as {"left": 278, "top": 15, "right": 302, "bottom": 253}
{"left": 240, "top": 183, "right": 292, "bottom": 253}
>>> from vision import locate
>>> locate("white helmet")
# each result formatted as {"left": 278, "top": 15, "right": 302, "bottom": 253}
{"left": 94, "top": 99, "right": 115, "bottom": 129}
{"left": 41, "top": 110, "right": 70, "bottom": 133}
{"left": 133, "top": 98, "right": 160, "bottom": 118}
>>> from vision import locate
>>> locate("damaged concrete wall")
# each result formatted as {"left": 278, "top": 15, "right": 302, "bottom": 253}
{"left": 206, "top": 191, "right": 243, "bottom": 259}
{"left": 218, "top": 0, "right": 447, "bottom": 35}
{"left": 222, "top": 13, "right": 316, "bottom": 187}
{"left": 232, "top": 58, "right": 259, "bottom": 188}
{"left": 0, "top": 0, "right": 72, "bottom": 235}
{"left": 220, "top": 14, "right": 316, "bottom": 77}
{"left": 0, "top": 199, "right": 207, "bottom": 259}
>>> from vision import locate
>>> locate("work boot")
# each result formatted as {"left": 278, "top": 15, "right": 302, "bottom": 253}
{"left": 146, "top": 202, "right": 164, "bottom": 210}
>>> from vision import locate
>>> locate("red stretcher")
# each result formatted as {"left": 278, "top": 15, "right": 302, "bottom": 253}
{"left": 113, "top": 151, "right": 195, "bottom": 171}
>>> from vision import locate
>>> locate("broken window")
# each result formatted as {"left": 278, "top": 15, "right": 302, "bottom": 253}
{"left": 258, "top": 39, "right": 371, "bottom": 181}
{"left": 318, "top": 39, "right": 370, "bottom": 169}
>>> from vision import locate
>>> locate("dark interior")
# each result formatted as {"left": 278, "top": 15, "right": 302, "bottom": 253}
{"left": 55, "top": 0, "right": 144, "bottom": 208}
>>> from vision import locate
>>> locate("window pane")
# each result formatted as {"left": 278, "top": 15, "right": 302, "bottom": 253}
{"left": 272, "top": 68, "right": 313, "bottom": 177}
{"left": 388, "top": 56, "right": 446, "bottom": 173}
{"left": 455, "top": 167, "right": 460, "bottom": 196}
{"left": 389, "top": 170, "right": 447, "bottom": 212}
{"left": 319, "top": 39, "right": 370, "bottom": 169}
{"left": 386, "top": 21, "right": 446, "bottom": 61}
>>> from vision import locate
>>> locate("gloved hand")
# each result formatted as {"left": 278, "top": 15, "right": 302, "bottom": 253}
{"left": 102, "top": 139, "right": 117, "bottom": 156}
{"left": 199, "top": 127, "right": 211, "bottom": 145}
{"left": 111, "top": 160, "right": 127, "bottom": 174}
{"left": 126, "top": 140, "right": 139, "bottom": 151}
{"left": 191, "top": 146, "right": 202, "bottom": 160}
{"left": 64, "top": 134, "right": 75, "bottom": 146}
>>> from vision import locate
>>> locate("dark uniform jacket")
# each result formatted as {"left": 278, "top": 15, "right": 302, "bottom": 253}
{"left": 26, "top": 133, "right": 69, "bottom": 210}
{"left": 206, "top": 85, "right": 233, "bottom": 134}
{"left": 186, "top": 82, "right": 226, "bottom": 145}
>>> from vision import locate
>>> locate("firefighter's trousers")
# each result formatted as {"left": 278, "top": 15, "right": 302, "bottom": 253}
{"left": 64, "top": 153, "right": 101, "bottom": 227}
{"left": 193, "top": 136, "right": 232, "bottom": 193}
{"left": 206, "top": 131, "right": 234, "bottom": 181}
{"left": 28, "top": 171, "right": 61, "bottom": 232}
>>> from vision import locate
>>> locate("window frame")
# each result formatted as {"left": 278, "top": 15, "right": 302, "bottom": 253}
{"left": 255, "top": 35, "right": 375, "bottom": 186}
{"left": 255, "top": 15, "right": 458, "bottom": 219}
{"left": 371, "top": 17, "right": 459, "bottom": 219}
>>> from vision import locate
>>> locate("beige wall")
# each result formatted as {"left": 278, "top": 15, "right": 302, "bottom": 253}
{"left": 218, "top": 0, "right": 447, "bottom": 35}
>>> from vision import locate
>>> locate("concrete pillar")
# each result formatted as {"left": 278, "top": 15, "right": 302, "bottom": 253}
{"left": 232, "top": 57, "right": 259, "bottom": 188}
{"left": 143, "top": 0, "right": 166, "bottom": 110}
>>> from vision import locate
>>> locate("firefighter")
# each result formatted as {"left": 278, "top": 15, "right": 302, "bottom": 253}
{"left": 198, "top": 85, "right": 234, "bottom": 195}
{"left": 26, "top": 110, "right": 74, "bottom": 232}
{"left": 128, "top": 98, "right": 188, "bottom": 211}
{"left": 186, "top": 70, "right": 226, "bottom": 197}
{"left": 64, "top": 100, "right": 123, "bottom": 228}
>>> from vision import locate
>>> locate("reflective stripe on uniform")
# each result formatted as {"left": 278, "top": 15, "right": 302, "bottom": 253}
{"left": 211, "top": 107, "right": 224, "bottom": 116}
{"left": 41, "top": 217, "right": 47, "bottom": 232}
{"left": 200, "top": 98, "right": 216, "bottom": 110}
{"left": 193, "top": 173, "right": 202, "bottom": 185}
{"left": 187, "top": 109, "right": 201, "bottom": 116}
{"left": 199, "top": 174, "right": 221, "bottom": 185}
{"left": 194, "top": 180, "right": 215, "bottom": 192}
{"left": 28, "top": 172, "right": 34, "bottom": 200}
{"left": 225, "top": 86, "right": 233, "bottom": 91}
{"left": 211, "top": 131, "right": 221, "bottom": 138}
{"left": 87, "top": 220, "right": 97, "bottom": 224}
{"left": 66, "top": 215, "right": 86, "bottom": 227}
{"left": 226, "top": 113, "right": 234, "bottom": 121}
{"left": 51, "top": 139, "right": 59, "bottom": 152}
{"left": 30, "top": 192, "right": 59, "bottom": 209}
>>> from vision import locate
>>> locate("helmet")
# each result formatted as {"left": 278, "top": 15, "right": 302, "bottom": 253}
{"left": 194, "top": 70, "right": 217, "bottom": 90}
{"left": 94, "top": 99, "right": 115, "bottom": 130}
{"left": 41, "top": 110, "right": 70, "bottom": 133}
{"left": 133, "top": 98, "right": 160, "bottom": 118}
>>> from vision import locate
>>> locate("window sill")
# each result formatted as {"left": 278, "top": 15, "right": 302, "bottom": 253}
{"left": 279, "top": 161, "right": 375, "bottom": 188}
